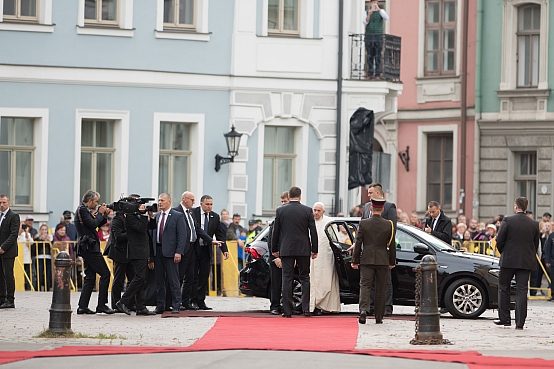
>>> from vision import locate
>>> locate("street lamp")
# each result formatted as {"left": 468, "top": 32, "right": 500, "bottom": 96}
{"left": 215, "top": 126, "right": 243, "bottom": 172}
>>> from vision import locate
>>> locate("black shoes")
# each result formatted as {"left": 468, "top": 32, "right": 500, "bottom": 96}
{"left": 515, "top": 326, "right": 523, "bottom": 330}
{"left": 493, "top": 319, "right": 511, "bottom": 327}
{"left": 77, "top": 307, "right": 96, "bottom": 315}
{"left": 197, "top": 303, "right": 213, "bottom": 311}
{"left": 136, "top": 308, "right": 156, "bottom": 316}
{"left": 154, "top": 307, "right": 165, "bottom": 314}
{"left": 313, "top": 308, "right": 323, "bottom": 316}
{"left": 0, "top": 302, "right": 15, "bottom": 309}
{"left": 96, "top": 305, "right": 116, "bottom": 314}
{"left": 282, "top": 314, "right": 292, "bottom": 318}
{"left": 115, "top": 300, "right": 131, "bottom": 315}
{"left": 303, "top": 311, "right": 312, "bottom": 317}
{"left": 359, "top": 310, "right": 367, "bottom": 324}
{"left": 270, "top": 309, "right": 280, "bottom": 315}
{"left": 181, "top": 302, "right": 199, "bottom": 311}
{"left": 376, "top": 320, "right": 383, "bottom": 324}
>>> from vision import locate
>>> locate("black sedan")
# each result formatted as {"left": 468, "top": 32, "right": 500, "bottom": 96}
{"left": 239, "top": 217, "right": 514, "bottom": 319}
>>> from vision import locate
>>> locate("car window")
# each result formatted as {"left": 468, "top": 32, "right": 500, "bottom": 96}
{"left": 326, "top": 221, "right": 356, "bottom": 247}
{"left": 395, "top": 228, "right": 420, "bottom": 252}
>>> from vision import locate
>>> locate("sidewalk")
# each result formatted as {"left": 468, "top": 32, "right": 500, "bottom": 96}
{"left": 1, "top": 292, "right": 553, "bottom": 360}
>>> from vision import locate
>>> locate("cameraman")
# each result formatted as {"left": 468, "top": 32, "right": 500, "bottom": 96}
{"left": 115, "top": 197, "right": 156, "bottom": 316}
{"left": 75, "top": 190, "right": 115, "bottom": 315}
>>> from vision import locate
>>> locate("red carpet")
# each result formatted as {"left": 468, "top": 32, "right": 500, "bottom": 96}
{"left": 161, "top": 310, "right": 414, "bottom": 320}
{"left": 1, "top": 316, "right": 553, "bottom": 368}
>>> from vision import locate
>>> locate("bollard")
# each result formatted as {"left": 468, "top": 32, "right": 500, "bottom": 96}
{"left": 47, "top": 251, "right": 73, "bottom": 334}
{"left": 411, "top": 255, "right": 450, "bottom": 345}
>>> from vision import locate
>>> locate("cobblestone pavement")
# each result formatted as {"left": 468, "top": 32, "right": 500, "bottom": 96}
{"left": 1, "top": 292, "right": 553, "bottom": 360}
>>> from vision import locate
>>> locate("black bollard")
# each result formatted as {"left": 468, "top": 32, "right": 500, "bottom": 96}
{"left": 415, "top": 255, "right": 443, "bottom": 342}
{"left": 47, "top": 251, "right": 73, "bottom": 334}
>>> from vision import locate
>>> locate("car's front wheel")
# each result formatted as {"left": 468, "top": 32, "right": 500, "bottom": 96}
{"left": 444, "top": 278, "right": 487, "bottom": 319}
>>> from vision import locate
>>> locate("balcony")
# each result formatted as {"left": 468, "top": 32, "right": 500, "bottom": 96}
{"left": 349, "top": 34, "right": 401, "bottom": 82}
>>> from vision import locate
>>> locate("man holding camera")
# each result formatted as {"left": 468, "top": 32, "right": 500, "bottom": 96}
{"left": 115, "top": 195, "right": 156, "bottom": 316}
{"left": 75, "top": 190, "right": 115, "bottom": 315}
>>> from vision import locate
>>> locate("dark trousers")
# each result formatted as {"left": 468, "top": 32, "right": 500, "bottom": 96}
{"left": 33, "top": 257, "right": 52, "bottom": 292}
{"left": 498, "top": 267, "right": 530, "bottom": 328}
{"left": 269, "top": 256, "right": 283, "bottom": 310}
{"left": 369, "top": 269, "right": 393, "bottom": 312}
{"left": 121, "top": 259, "right": 147, "bottom": 311}
{"left": 191, "top": 246, "right": 211, "bottom": 304}
{"left": 359, "top": 265, "right": 388, "bottom": 322}
{"left": 549, "top": 266, "right": 554, "bottom": 298}
{"left": 179, "top": 247, "right": 196, "bottom": 305}
{"left": 78, "top": 251, "right": 111, "bottom": 309}
{"left": 281, "top": 255, "right": 310, "bottom": 316}
{"left": 154, "top": 245, "right": 181, "bottom": 311}
{"left": 111, "top": 261, "right": 136, "bottom": 309}
{"left": 529, "top": 258, "right": 545, "bottom": 295}
{"left": 24, "top": 263, "right": 32, "bottom": 290}
{"left": 211, "top": 263, "right": 222, "bottom": 294}
{"left": 365, "top": 34, "right": 383, "bottom": 77}
{"left": 0, "top": 257, "right": 15, "bottom": 303}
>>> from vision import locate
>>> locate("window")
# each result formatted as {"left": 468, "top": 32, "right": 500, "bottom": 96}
{"left": 268, "top": 0, "right": 299, "bottom": 35}
{"left": 158, "top": 122, "right": 191, "bottom": 197}
{"left": 0, "top": 117, "right": 34, "bottom": 206}
{"left": 84, "top": 0, "right": 117, "bottom": 25}
{"left": 263, "top": 126, "right": 295, "bottom": 211}
{"left": 164, "top": 0, "right": 195, "bottom": 29}
{"left": 2, "top": 0, "right": 38, "bottom": 21}
{"left": 517, "top": 5, "right": 540, "bottom": 87}
{"left": 80, "top": 120, "right": 114, "bottom": 204}
{"left": 427, "top": 133, "right": 453, "bottom": 209}
{"left": 425, "top": 0, "right": 456, "bottom": 76}
{"left": 514, "top": 152, "right": 536, "bottom": 215}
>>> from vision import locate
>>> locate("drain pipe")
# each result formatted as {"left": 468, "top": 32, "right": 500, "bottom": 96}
{"left": 474, "top": 0, "right": 483, "bottom": 220}
{"left": 334, "top": 0, "right": 344, "bottom": 215}
{"left": 460, "top": 0, "right": 469, "bottom": 216}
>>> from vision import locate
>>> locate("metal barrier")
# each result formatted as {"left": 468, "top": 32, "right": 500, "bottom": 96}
{"left": 349, "top": 33, "right": 402, "bottom": 81}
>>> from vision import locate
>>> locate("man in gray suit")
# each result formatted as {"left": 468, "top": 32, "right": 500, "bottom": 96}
{"left": 271, "top": 186, "right": 318, "bottom": 317}
{"left": 360, "top": 183, "right": 396, "bottom": 315}
{"left": 494, "top": 197, "right": 539, "bottom": 330}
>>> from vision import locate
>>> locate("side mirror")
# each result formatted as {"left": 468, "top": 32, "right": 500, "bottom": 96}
{"left": 413, "top": 243, "right": 431, "bottom": 254}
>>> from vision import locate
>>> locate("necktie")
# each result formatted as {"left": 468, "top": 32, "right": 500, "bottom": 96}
{"left": 0, "top": 212, "right": 4, "bottom": 226}
{"left": 432, "top": 218, "right": 437, "bottom": 230}
{"left": 204, "top": 213, "right": 209, "bottom": 231}
{"left": 187, "top": 210, "right": 197, "bottom": 242}
{"left": 159, "top": 212, "right": 166, "bottom": 243}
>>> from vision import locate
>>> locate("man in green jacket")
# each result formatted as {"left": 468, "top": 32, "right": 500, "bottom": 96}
{"left": 363, "top": 0, "right": 389, "bottom": 79}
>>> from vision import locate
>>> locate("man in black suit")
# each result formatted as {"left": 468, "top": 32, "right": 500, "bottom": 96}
{"left": 105, "top": 210, "right": 135, "bottom": 311}
{"left": 0, "top": 195, "right": 20, "bottom": 309}
{"left": 494, "top": 197, "right": 540, "bottom": 330}
{"left": 424, "top": 201, "right": 452, "bottom": 244}
{"left": 191, "top": 195, "right": 229, "bottom": 310}
{"left": 75, "top": 190, "right": 115, "bottom": 315}
{"left": 271, "top": 186, "right": 318, "bottom": 317}
{"left": 116, "top": 198, "right": 156, "bottom": 316}
{"left": 151, "top": 193, "right": 187, "bottom": 314}
{"left": 360, "top": 183, "right": 397, "bottom": 316}
{"left": 173, "top": 191, "right": 222, "bottom": 310}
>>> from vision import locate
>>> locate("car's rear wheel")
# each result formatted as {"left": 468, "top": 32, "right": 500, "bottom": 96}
{"left": 444, "top": 278, "right": 487, "bottom": 319}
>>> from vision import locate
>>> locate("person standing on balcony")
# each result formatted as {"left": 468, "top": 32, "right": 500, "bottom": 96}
{"left": 363, "top": 0, "right": 389, "bottom": 80}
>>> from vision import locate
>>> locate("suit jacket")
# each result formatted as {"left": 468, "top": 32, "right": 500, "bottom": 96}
{"left": 105, "top": 212, "right": 129, "bottom": 263}
{"left": 352, "top": 214, "right": 396, "bottom": 266}
{"left": 0, "top": 209, "right": 20, "bottom": 259}
{"left": 172, "top": 205, "right": 213, "bottom": 254}
{"left": 125, "top": 213, "right": 152, "bottom": 260}
{"left": 425, "top": 211, "right": 452, "bottom": 244}
{"left": 151, "top": 208, "right": 188, "bottom": 258}
{"left": 74, "top": 203, "right": 107, "bottom": 253}
{"left": 496, "top": 212, "right": 540, "bottom": 270}
{"left": 362, "top": 199, "right": 397, "bottom": 239}
{"left": 192, "top": 207, "right": 228, "bottom": 255}
{"left": 544, "top": 233, "right": 554, "bottom": 266}
{"left": 271, "top": 200, "right": 318, "bottom": 257}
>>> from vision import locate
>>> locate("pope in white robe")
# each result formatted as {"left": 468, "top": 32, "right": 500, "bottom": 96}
{"left": 309, "top": 202, "right": 341, "bottom": 313}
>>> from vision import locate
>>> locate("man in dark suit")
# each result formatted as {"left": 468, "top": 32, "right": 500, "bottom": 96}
{"left": 494, "top": 197, "right": 540, "bottom": 330}
{"left": 0, "top": 195, "right": 20, "bottom": 309}
{"left": 75, "top": 190, "right": 115, "bottom": 315}
{"left": 191, "top": 195, "right": 229, "bottom": 310}
{"left": 173, "top": 191, "right": 222, "bottom": 310}
{"left": 151, "top": 193, "right": 187, "bottom": 314}
{"left": 360, "top": 183, "right": 397, "bottom": 315}
{"left": 271, "top": 186, "right": 318, "bottom": 318}
{"left": 116, "top": 198, "right": 156, "bottom": 316}
{"left": 105, "top": 210, "right": 135, "bottom": 311}
{"left": 352, "top": 197, "right": 396, "bottom": 324}
{"left": 424, "top": 201, "right": 452, "bottom": 244}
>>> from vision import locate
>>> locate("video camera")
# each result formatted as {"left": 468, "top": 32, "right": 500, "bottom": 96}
{"left": 107, "top": 196, "right": 158, "bottom": 214}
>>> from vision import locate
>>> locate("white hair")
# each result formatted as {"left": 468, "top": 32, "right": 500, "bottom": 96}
{"left": 313, "top": 202, "right": 325, "bottom": 210}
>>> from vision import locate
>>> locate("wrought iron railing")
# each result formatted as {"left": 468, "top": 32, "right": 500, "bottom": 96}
{"left": 349, "top": 33, "right": 401, "bottom": 82}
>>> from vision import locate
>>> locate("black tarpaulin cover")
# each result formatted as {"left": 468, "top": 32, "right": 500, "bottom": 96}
{"left": 348, "top": 108, "right": 374, "bottom": 190}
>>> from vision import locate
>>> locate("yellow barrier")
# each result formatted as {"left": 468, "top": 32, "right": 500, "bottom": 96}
{"left": 221, "top": 240, "right": 239, "bottom": 297}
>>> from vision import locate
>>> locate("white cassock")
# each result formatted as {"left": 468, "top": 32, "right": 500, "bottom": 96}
{"left": 309, "top": 214, "right": 341, "bottom": 312}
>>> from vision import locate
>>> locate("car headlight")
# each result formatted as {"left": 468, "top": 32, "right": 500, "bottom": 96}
{"left": 488, "top": 269, "right": 500, "bottom": 278}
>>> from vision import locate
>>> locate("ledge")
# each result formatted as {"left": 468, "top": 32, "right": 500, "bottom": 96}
{"left": 496, "top": 88, "right": 550, "bottom": 98}
{"left": 0, "top": 21, "right": 54, "bottom": 33}
{"left": 155, "top": 30, "right": 211, "bottom": 41}
{"left": 76, "top": 26, "right": 134, "bottom": 38}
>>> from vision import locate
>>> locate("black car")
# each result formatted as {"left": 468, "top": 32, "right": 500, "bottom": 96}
{"left": 239, "top": 217, "right": 514, "bottom": 319}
